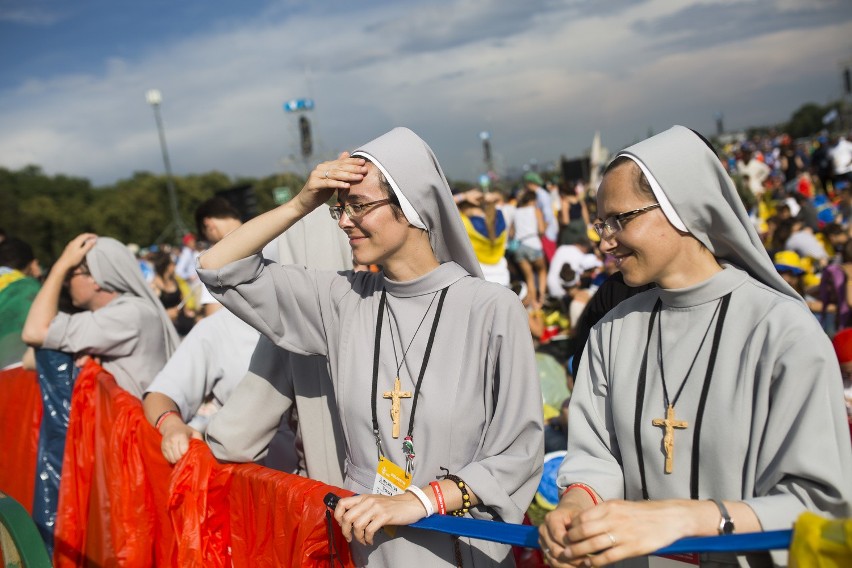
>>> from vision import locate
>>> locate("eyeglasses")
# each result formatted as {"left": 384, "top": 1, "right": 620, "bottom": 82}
{"left": 64, "top": 267, "right": 91, "bottom": 285}
{"left": 593, "top": 203, "right": 661, "bottom": 239}
{"left": 329, "top": 199, "right": 392, "bottom": 220}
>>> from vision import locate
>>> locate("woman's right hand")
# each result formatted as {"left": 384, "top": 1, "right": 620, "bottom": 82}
{"left": 293, "top": 153, "right": 368, "bottom": 215}
{"left": 540, "top": 500, "right": 585, "bottom": 567}
{"left": 159, "top": 416, "right": 202, "bottom": 464}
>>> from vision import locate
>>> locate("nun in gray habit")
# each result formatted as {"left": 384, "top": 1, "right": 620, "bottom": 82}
{"left": 198, "top": 127, "right": 544, "bottom": 567}
{"left": 41, "top": 236, "right": 180, "bottom": 397}
{"left": 540, "top": 126, "right": 852, "bottom": 568}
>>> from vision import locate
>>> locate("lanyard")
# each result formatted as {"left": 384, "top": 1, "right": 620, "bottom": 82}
{"left": 634, "top": 293, "right": 731, "bottom": 499}
{"left": 371, "top": 286, "right": 450, "bottom": 467}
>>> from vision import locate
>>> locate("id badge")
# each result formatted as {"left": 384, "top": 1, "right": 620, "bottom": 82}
{"left": 372, "top": 456, "right": 411, "bottom": 496}
{"left": 649, "top": 553, "right": 701, "bottom": 566}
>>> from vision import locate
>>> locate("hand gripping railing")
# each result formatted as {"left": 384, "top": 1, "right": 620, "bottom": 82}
{"left": 407, "top": 514, "right": 792, "bottom": 555}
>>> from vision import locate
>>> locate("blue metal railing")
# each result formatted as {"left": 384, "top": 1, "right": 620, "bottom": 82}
{"left": 409, "top": 515, "right": 792, "bottom": 554}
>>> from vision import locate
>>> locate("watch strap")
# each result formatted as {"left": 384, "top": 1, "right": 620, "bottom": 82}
{"left": 710, "top": 498, "right": 734, "bottom": 535}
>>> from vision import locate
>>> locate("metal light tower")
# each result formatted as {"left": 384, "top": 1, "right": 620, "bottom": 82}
{"left": 283, "top": 98, "right": 316, "bottom": 177}
{"left": 146, "top": 89, "right": 189, "bottom": 242}
{"left": 479, "top": 131, "right": 494, "bottom": 174}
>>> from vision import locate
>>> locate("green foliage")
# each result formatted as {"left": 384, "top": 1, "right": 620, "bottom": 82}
{"left": 0, "top": 165, "right": 302, "bottom": 266}
{"left": 785, "top": 101, "right": 842, "bottom": 139}
{"left": 2, "top": 97, "right": 844, "bottom": 266}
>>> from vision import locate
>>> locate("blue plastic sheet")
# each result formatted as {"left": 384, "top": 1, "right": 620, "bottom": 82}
{"left": 32, "top": 349, "right": 77, "bottom": 557}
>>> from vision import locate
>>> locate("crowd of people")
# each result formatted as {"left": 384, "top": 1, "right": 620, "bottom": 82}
{"left": 0, "top": 125, "right": 851, "bottom": 567}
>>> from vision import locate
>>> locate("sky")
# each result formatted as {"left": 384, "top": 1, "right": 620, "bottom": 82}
{"left": 1, "top": 0, "right": 851, "bottom": 187}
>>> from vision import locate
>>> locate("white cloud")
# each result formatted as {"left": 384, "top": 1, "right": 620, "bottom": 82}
{"left": 0, "top": 7, "right": 64, "bottom": 26}
{"left": 0, "top": 0, "right": 848, "bottom": 186}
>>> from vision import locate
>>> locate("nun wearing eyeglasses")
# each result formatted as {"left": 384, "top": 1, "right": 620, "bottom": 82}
{"left": 539, "top": 126, "right": 852, "bottom": 567}
{"left": 197, "top": 127, "right": 543, "bottom": 567}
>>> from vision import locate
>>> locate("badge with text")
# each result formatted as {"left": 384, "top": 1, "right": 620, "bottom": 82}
{"left": 649, "top": 553, "right": 701, "bottom": 566}
{"left": 372, "top": 456, "right": 411, "bottom": 496}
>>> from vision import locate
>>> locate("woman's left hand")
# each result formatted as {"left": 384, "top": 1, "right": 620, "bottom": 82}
{"left": 553, "top": 500, "right": 695, "bottom": 567}
{"left": 334, "top": 492, "right": 428, "bottom": 546}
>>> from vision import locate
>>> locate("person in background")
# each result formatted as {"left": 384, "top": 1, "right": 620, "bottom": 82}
{"left": 143, "top": 307, "right": 261, "bottom": 463}
{"left": 541, "top": 126, "right": 851, "bottom": 567}
{"left": 510, "top": 188, "right": 548, "bottom": 308}
{"left": 194, "top": 197, "right": 244, "bottom": 317}
{"left": 737, "top": 148, "right": 771, "bottom": 203}
{"left": 150, "top": 250, "right": 196, "bottom": 336}
{"left": 546, "top": 239, "right": 594, "bottom": 301}
{"left": 822, "top": 222, "right": 848, "bottom": 262}
{"left": 829, "top": 134, "right": 852, "bottom": 188}
{"left": 197, "top": 127, "right": 543, "bottom": 567}
{"left": 773, "top": 250, "right": 822, "bottom": 314}
{"left": 523, "top": 172, "right": 559, "bottom": 261}
{"left": 557, "top": 179, "right": 591, "bottom": 246}
{"left": 22, "top": 234, "right": 179, "bottom": 398}
{"left": 0, "top": 237, "right": 42, "bottom": 369}
{"left": 455, "top": 188, "right": 511, "bottom": 286}
{"left": 175, "top": 232, "right": 199, "bottom": 283}
{"left": 144, "top": 205, "right": 352, "bottom": 483}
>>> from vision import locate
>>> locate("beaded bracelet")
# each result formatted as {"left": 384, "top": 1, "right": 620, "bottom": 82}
{"left": 155, "top": 410, "right": 179, "bottom": 432}
{"left": 439, "top": 467, "right": 471, "bottom": 517}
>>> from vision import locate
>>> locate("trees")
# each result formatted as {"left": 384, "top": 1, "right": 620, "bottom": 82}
{"left": 0, "top": 166, "right": 307, "bottom": 266}
{"left": 785, "top": 101, "right": 842, "bottom": 139}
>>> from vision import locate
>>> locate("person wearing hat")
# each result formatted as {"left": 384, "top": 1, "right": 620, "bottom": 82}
{"left": 22, "top": 234, "right": 180, "bottom": 398}
{"left": 198, "top": 128, "right": 543, "bottom": 567}
{"left": 523, "top": 171, "right": 559, "bottom": 261}
{"left": 540, "top": 126, "right": 851, "bottom": 567}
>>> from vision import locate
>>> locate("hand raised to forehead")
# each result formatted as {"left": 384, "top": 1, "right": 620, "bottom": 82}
{"left": 295, "top": 152, "right": 368, "bottom": 215}
{"left": 58, "top": 233, "right": 98, "bottom": 272}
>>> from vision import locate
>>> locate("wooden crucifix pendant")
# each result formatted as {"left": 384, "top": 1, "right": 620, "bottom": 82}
{"left": 383, "top": 377, "right": 412, "bottom": 439}
{"left": 651, "top": 404, "right": 688, "bottom": 474}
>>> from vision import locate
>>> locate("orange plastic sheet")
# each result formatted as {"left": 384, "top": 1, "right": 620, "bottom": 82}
{"left": 53, "top": 361, "right": 98, "bottom": 567}
{"left": 227, "top": 459, "right": 355, "bottom": 568}
{"left": 100, "top": 370, "right": 176, "bottom": 567}
{"left": 0, "top": 367, "right": 42, "bottom": 514}
{"left": 54, "top": 362, "right": 177, "bottom": 567}
{"left": 168, "top": 441, "right": 235, "bottom": 567}
{"left": 170, "top": 441, "right": 356, "bottom": 568}
{"left": 53, "top": 361, "right": 355, "bottom": 567}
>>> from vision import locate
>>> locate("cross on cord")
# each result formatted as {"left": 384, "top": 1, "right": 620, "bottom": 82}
{"left": 651, "top": 405, "right": 689, "bottom": 474}
{"left": 383, "top": 377, "right": 412, "bottom": 439}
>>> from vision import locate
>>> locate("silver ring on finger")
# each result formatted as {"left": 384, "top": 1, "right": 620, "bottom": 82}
{"left": 324, "top": 170, "right": 330, "bottom": 179}
{"left": 607, "top": 532, "right": 617, "bottom": 547}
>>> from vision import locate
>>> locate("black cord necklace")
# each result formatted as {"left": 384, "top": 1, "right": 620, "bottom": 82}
{"left": 653, "top": 296, "right": 724, "bottom": 474}
{"left": 386, "top": 290, "right": 441, "bottom": 382}
{"left": 635, "top": 293, "right": 731, "bottom": 499}
{"left": 371, "top": 286, "right": 449, "bottom": 475}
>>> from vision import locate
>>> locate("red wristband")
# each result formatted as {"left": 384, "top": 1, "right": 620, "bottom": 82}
{"left": 564, "top": 483, "right": 599, "bottom": 505}
{"left": 429, "top": 481, "right": 447, "bottom": 515}
{"left": 155, "top": 410, "right": 179, "bottom": 431}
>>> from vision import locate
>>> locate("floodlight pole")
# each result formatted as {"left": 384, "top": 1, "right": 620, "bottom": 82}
{"left": 146, "top": 89, "right": 188, "bottom": 242}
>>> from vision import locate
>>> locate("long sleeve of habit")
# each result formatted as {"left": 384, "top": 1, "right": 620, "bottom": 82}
{"left": 199, "top": 254, "right": 545, "bottom": 566}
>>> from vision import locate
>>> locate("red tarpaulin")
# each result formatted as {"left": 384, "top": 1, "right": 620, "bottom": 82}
{"left": 53, "top": 361, "right": 355, "bottom": 567}
{"left": 0, "top": 367, "right": 42, "bottom": 513}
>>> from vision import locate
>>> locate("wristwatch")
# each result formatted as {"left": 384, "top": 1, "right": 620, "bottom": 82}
{"left": 711, "top": 498, "right": 735, "bottom": 535}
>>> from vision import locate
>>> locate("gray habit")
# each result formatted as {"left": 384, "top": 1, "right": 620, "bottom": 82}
{"left": 44, "top": 237, "right": 179, "bottom": 397}
{"left": 558, "top": 126, "right": 852, "bottom": 568}
{"left": 198, "top": 128, "right": 543, "bottom": 567}
{"left": 206, "top": 205, "right": 351, "bottom": 485}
